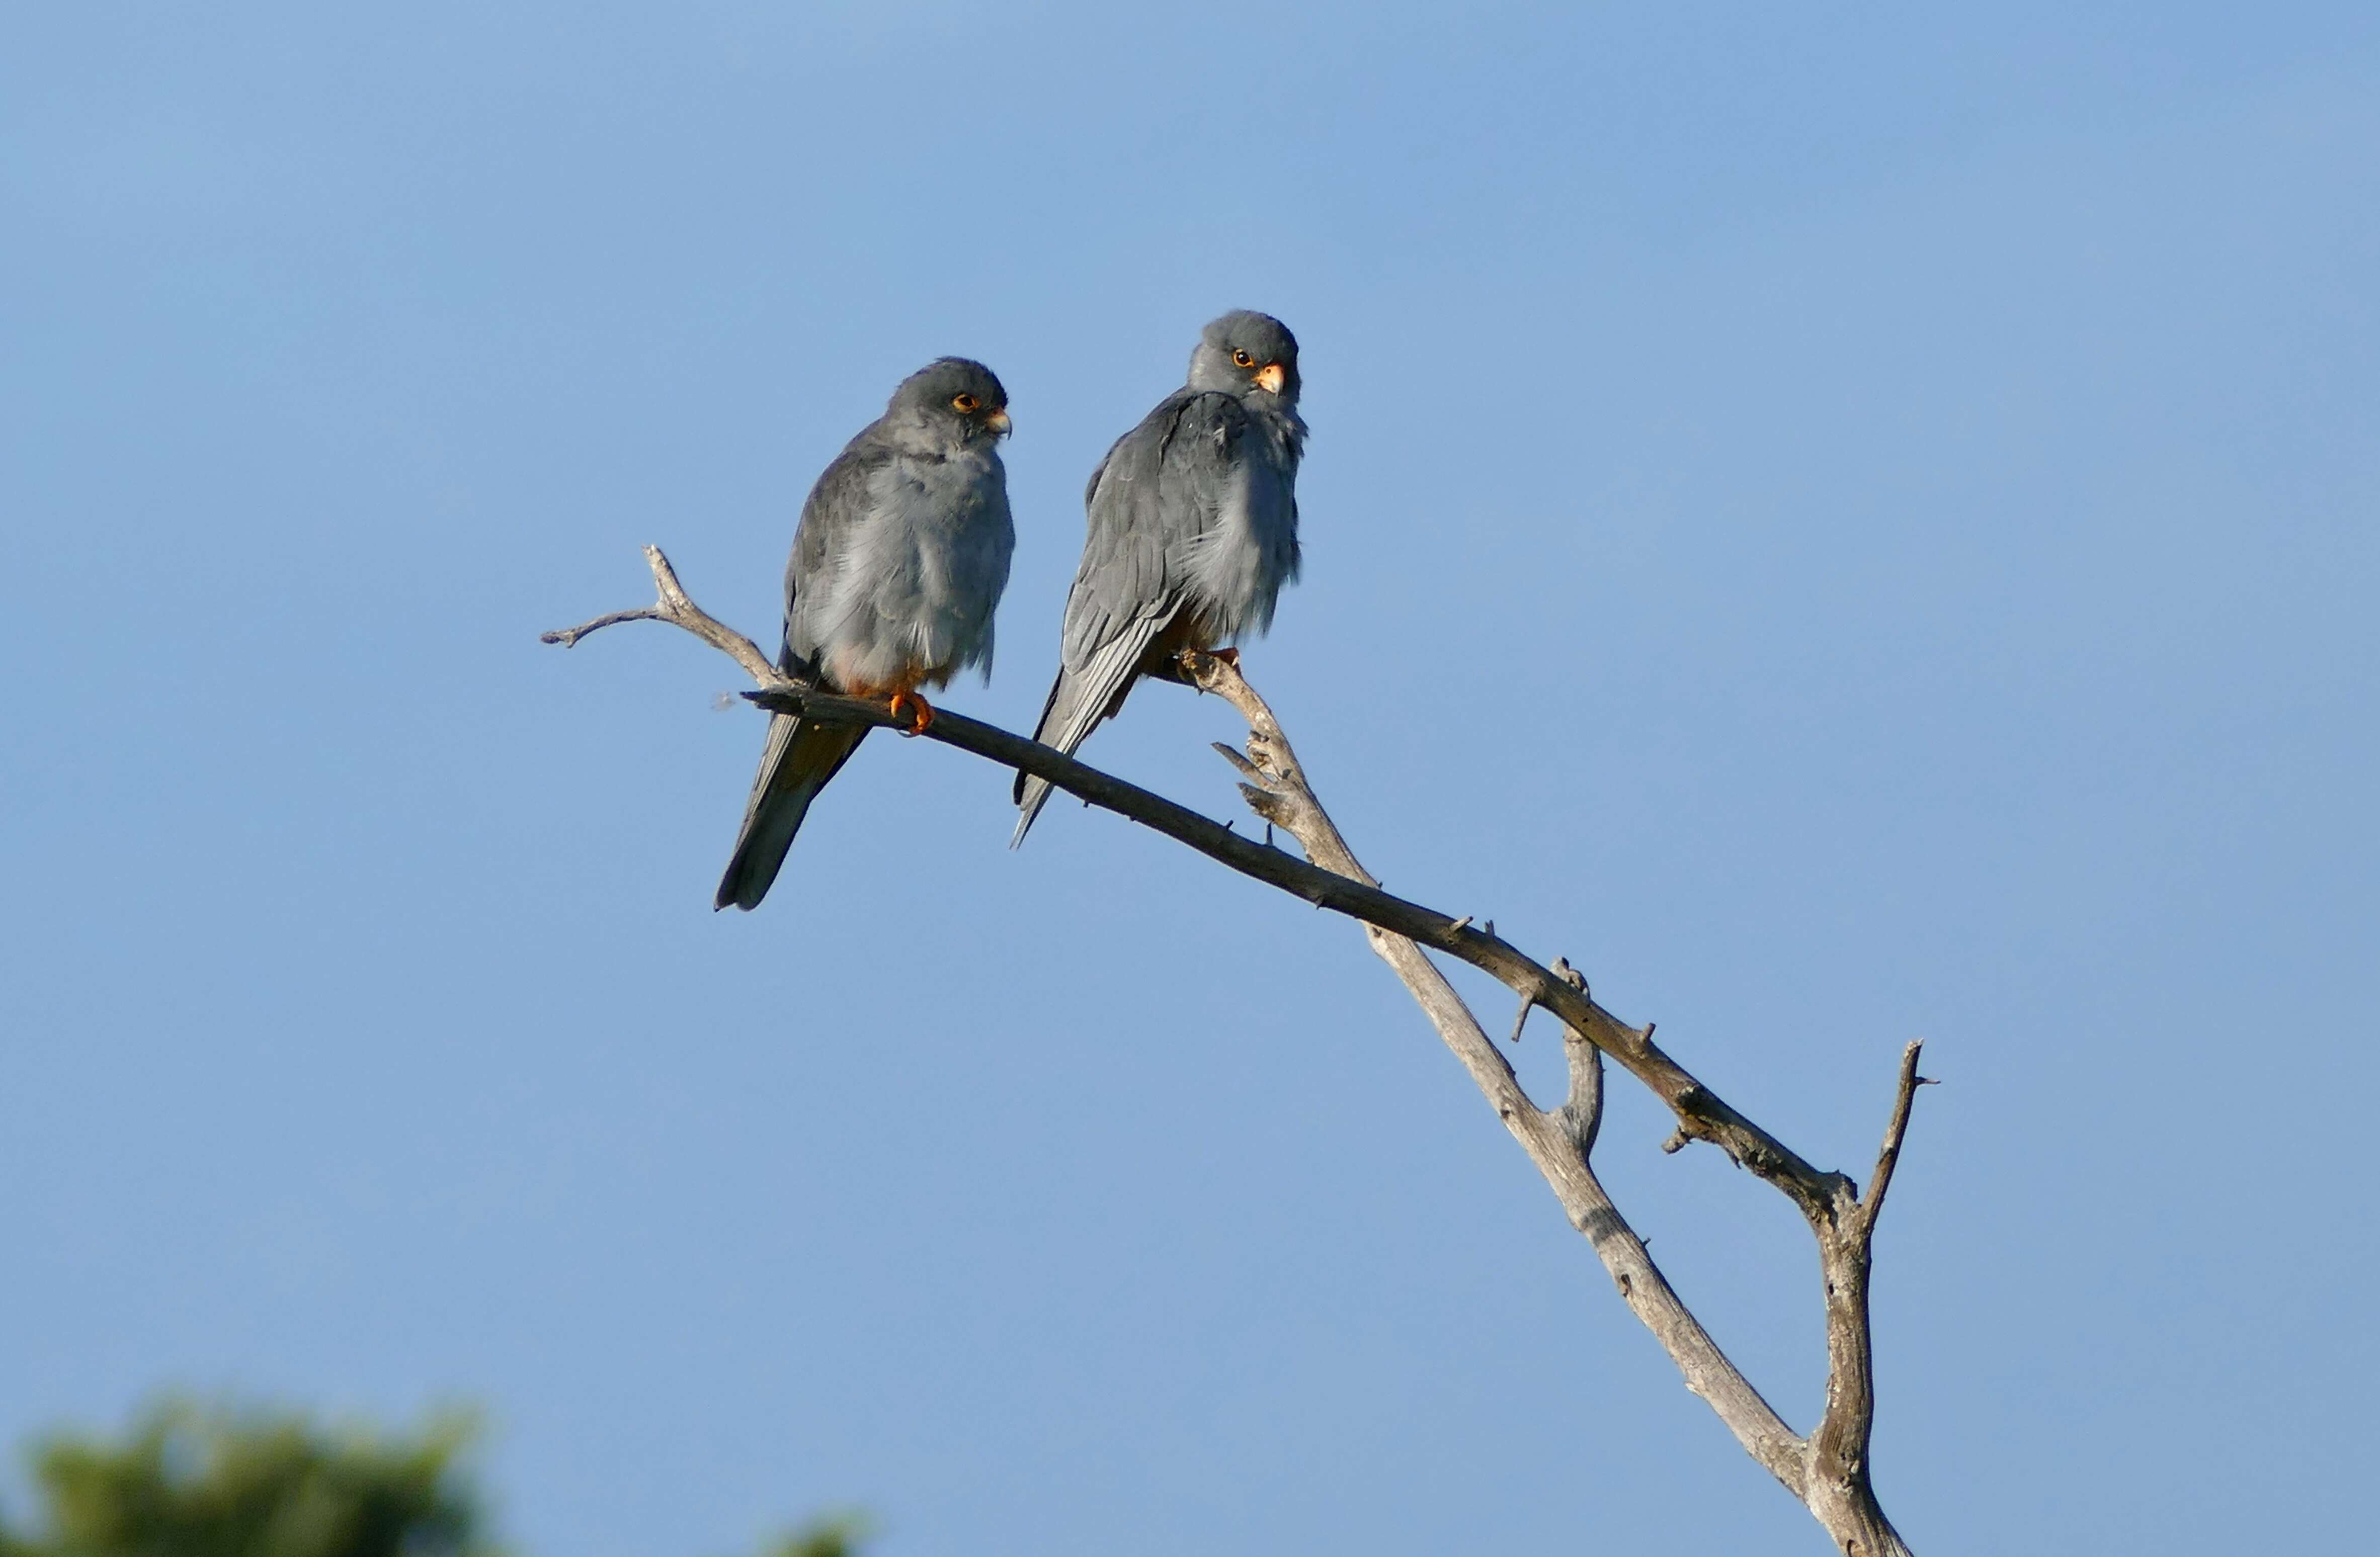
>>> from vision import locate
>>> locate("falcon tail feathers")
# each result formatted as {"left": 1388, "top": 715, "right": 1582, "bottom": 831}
{"left": 1010, "top": 775, "right": 1057, "bottom": 848}
{"left": 1004, "top": 666, "right": 1080, "bottom": 847}
{"left": 1012, "top": 667, "right": 1069, "bottom": 809}
{"left": 1010, "top": 671, "right": 1073, "bottom": 848}
{"left": 714, "top": 714, "right": 869, "bottom": 910}
{"left": 1011, "top": 612, "right": 1177, "bottom": 848}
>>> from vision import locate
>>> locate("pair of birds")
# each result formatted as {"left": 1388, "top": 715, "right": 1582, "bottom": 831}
{"left": 715, "top": 309, "right": 1307, "bottom": 911}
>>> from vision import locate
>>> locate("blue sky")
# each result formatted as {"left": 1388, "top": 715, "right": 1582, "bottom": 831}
{"left": 4, "top": 5, "right": 2375, "bottom": 1552}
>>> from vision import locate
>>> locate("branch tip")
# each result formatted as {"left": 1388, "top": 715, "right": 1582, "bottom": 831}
{"left": 1210, "top": 741, "right": 1261, "bottom": 779}
{"left": 1859, "top": 1041, "right": 1929, "bottom": 1234}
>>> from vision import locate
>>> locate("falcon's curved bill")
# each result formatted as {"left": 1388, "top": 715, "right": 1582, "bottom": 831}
{"left": 716, "top": 358, "right": 1015, "bottom": 911}
{"left": 1012, "top": 311, "right": 1306, "bottom": 846}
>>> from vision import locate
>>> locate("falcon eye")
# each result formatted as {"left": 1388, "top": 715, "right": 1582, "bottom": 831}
{"left": 951, "top": 393, "right": 979, "bottom": 412}
{"left": 1232, "top": 350, "right": 1256, "bottom": 368}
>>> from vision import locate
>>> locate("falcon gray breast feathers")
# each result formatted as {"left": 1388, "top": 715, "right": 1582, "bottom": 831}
{"left": 1012, "top": 310, "right": 1305, "bottom": 845}
{"left": 716, "top": 358, "right": 1015, "bottom": 910}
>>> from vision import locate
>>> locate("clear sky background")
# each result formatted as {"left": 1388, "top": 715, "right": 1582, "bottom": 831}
{"left": 4, "top": 5, "right": 2375, "bottom": 1553}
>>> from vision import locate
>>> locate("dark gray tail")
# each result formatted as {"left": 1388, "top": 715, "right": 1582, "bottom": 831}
{"left": 1012, "top": 662, "right": 1119, "bottom": 848}
{"left": 715, "top": 714, "right": 869, "bottom": 910}
{"left": 1010, "top": 776, "right": 1060, "bottom": 849}
{"left": 1010, "top": 671, "right": 1073, "bottom": 848}
{"left": 1013, "top": 629, "right": 1174, "bottom": 847}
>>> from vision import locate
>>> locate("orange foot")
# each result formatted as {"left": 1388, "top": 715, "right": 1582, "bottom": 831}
{"left": 887, "top": 690, "right": 935, "bottom": 736}
{"left": 1178, "top": 645, "right": 1242, "bottom": 675}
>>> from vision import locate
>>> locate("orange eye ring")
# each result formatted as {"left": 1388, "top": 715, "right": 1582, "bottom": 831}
{"left": 951, "top": 393, "right": 979, "bottom": 412}
{"left": 1232, "top": 350, "right": 1256, "bottom": 368}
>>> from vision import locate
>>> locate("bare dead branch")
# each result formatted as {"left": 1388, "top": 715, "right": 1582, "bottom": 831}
{"left": 543, "top": 553, "right": 1920, "bottom": 1554}
{"left": 541, "top": 559, "right": 1866, "bottom": 1231}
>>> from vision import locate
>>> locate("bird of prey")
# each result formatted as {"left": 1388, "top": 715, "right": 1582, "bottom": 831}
{"left": 715, "top": 358, "right": 1015, "bottom": 911}
{"left": 1012, "top": 311, "right": 1305, "bottom": 845}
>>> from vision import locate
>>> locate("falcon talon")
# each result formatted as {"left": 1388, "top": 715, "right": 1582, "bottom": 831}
{"left": 887, "top": 691, "right": 935, "bottom": 737}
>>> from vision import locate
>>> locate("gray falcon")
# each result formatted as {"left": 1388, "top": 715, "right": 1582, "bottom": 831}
{"left": 1012, "top": 310, "right": 1305, "bottom": 844}
{"left": 716, "top": 358, "right": 1015, "bottom": 910}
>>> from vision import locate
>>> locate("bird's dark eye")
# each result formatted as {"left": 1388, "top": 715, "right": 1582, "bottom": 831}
{"left": 1232, "top": 350, "right": 1256, "bottom": 369}
{"left": 951, "top": 393, "right": 979, "bottom": 412}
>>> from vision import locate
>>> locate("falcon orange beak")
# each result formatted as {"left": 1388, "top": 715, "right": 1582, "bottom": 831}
{"left": 986, "top": 408, "right": 1013, "bottom": 436}
{"left": 1254, "top": 363, "right": 1286, "bottom": 395}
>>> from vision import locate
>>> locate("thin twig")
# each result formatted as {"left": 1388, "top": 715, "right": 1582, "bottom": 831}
{"left": 1859, "top": 1041, "right": 1932, "bottom": 1237}
{"left": 542, "top": 545, "right": 788, "bottom": 685}
{"left": 540, "top": 603, "right": 668, "bottom": 645}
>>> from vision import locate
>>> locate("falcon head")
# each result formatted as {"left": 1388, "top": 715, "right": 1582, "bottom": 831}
{"left": 888, "top": 358, "right": 1013, "bottom": 447}
{"left": 1189, "top": 311, "right": 1300, "bottom": 404}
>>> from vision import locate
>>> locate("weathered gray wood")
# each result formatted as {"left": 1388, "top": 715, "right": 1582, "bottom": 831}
{"left": 544, "top": 548, "right": 1928, "bottom": 1555}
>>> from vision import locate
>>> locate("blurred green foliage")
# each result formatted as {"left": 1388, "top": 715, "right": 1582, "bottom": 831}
{"left": 760, "top": 1515, "right": 870, "bottom": 1557}
{"left": 0, "top": 1401, "right": 497, "bottom": 1557}
{"left": 0, "top": 1402, "right": 863, "bottom": 1557}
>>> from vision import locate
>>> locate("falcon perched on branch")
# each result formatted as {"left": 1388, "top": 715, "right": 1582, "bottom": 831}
{"left": 1012, "top": 311, "right": 1305, "bottom": 845}
{"left": 716, "top": 359, "right": 1014, "bottom": 910}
